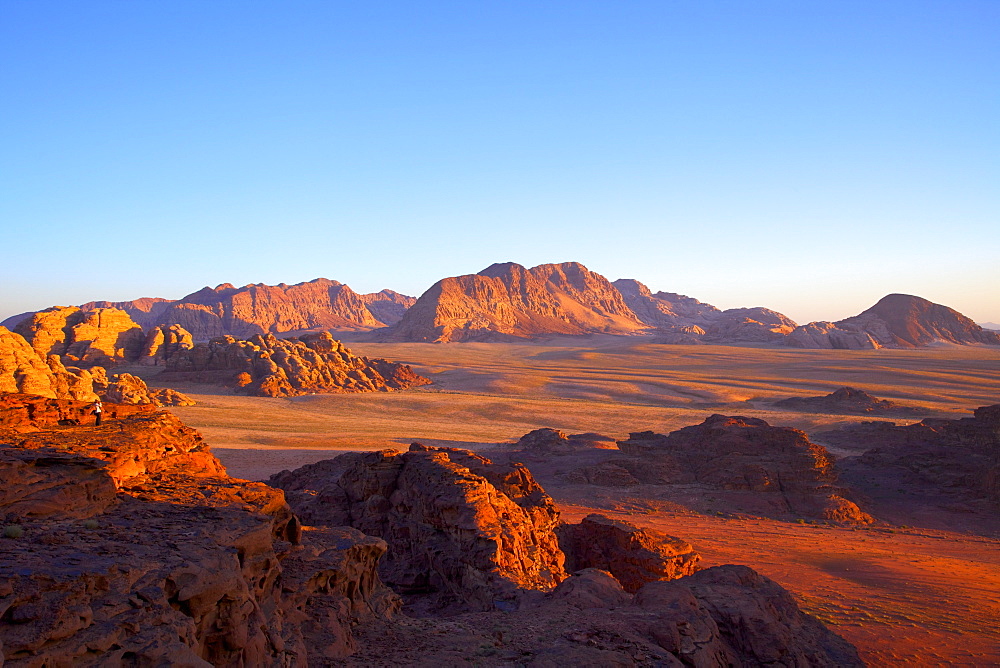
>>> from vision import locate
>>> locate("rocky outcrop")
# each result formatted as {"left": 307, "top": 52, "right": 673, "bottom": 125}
{"left": 389, "top": 262, "right": 648, "bottom": 342}
{"left": 775, "top": 386, "right": 929, "bottom": 417}
{"left": 513, "top": 428, "right": 617, "bottom": 457}
{"left": 100, "top": 372, "right": 196, "bottom": 407}
{"left": 0, "top": 395, "right": 399, "bottom": 665}
{"left": 790, "top": 294, "right": 1000, "bottom": 349}
{"left": 160, "top": 332, "right": 430, "bottom": 397}
{"left": 138, "top": 323, "right": 194, "bottom": 366}
{"left": 14, "top": 306, "right": 145, "bottom": 366}
{"left": 558, "top": 514, "right": 700, "bottom": 592}
{"left": 0, "top": 393, "right": 154, "bottom": 431}
{"left": 270, "top": 444, "right": 567, "bottom": 612}
{"left": 610, "top": 415, "right": 871, "bottom": 522}
{"left": 820, "top": 404, "right": 1000, "bottom": 514}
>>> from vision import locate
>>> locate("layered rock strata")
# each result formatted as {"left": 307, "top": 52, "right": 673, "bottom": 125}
{"left": 160, "top": 332, "right": 430, "bottom": 397}
{"left": 0, "top": 396, "right": 398, "bottom": 665}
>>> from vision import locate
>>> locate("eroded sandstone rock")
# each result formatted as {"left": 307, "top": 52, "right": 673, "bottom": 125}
{"left": 775, "top": 386, "right": 929, "bottom": 417}
{"left": 161, "top": 331, "right": 429, "bottom": 397}
{"left": 270, "top": 444, "right": 567, "bottom": 612}
{"left": 14, "top": 306, "right": 145, "bottom": 366}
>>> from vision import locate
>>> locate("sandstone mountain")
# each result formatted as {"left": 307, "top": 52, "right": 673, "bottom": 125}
{"left": 388, "top": 262, "right": 648, "bottom": 342}
{"left": 158, "top": 331, "right": 430, "bottom": 397}
{"left": 4, "top": 278, "right": 417, "bottom": 342}
{"left": 14, "top": 306, "right": 145, "bottom": 365}
{"left": 612, "top": 278, "right": 721, "bottom": 327}
{"left": 788, "top": 294, "right": 1000, "bottom": 349}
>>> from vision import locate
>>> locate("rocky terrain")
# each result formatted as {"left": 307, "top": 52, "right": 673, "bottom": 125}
{"left": 1, "top": 394, "right": 864, "bottom": 665}
{"left": 774, "top": 386, "right": 930, "bottom": 417}
{"left": 817, "top": 404, "right": 1000, "bottom": 531}
{"left": 158, "top": 331, "right": 430, "bottom": 397}
{"left": 0, "top": 394, "right": 400, "bottom": 665}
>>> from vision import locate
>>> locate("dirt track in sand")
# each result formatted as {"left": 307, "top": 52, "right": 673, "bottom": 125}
{"left": 147, "top": 338, "right": 1000, "bottom": 665}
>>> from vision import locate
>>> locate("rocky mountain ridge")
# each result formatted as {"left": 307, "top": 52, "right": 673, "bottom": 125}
{"left": 6, "top": 263, "right": 996, "bottom": 349}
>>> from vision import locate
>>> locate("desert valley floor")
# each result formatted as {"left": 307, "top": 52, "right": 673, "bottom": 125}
{"left": 136, "top": 339, "right": 1000, "bottom": 666}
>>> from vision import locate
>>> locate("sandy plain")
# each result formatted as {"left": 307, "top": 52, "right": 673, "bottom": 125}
{"left": 146, "top": 338, "right": 1000, "bottom": 666}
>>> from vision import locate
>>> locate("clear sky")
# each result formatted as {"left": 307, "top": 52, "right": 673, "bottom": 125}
{"left": 2, "top": 1, "right": 998, "bottom": 325}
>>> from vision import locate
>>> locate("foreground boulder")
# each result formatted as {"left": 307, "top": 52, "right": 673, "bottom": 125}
{"left": 271, "top": 444, "right": 567, "bottom": 612}
{"left": 160, "top": 332, "right": 430, "bottom": 397}
{"left": 0, "top": 394, "right": 398, "bottom": 665}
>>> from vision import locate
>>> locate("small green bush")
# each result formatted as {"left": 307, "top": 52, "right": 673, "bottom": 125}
{"left": 4, "top": 525, "right": 24, "bottom": 539}
{"left": 84, "top": 519, "right": 99, "bottom": 530}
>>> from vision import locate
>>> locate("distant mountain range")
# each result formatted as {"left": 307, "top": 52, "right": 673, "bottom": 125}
{"left": 3, "top": 262, "right": 998, "bottom": 349}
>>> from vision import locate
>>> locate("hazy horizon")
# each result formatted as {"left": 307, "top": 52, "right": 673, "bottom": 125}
{"left": 2, "top": 1, "right": 997, "bottom": 324}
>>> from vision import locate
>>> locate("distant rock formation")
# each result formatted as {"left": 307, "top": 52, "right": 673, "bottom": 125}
{"left": 138, "top": 323, "right": 194, "bottom": 366}
{"left": 389, "top": 262, "right": 648, "bottom": 342}
{"left": 775, "top": 386, "right": 930, "bottom": 417}
{"left": 160, "top": 331, "right": 430, "bottom": 397}
{"left": 606, "top": 415, "right": 871, "bottom": 522}
{"left": 80, "top": 278, "right": 415, "bottom": 339}
{"left": 0, "top": 396, "right": 399, "bottom": 664}
{"left": 789, "top": 294, "right": 1000, "bottom": 349}
{"left": 270, "top": 443, "right": 567, "bottom": 612}
{"left": 513, "top": 428, "right": 618, "bottom": 457}
{"left": 703, "top": 307, "right": 798, "bottom": 343}
{"left": 557, "top": 514, "right": 700, "bottom": 593}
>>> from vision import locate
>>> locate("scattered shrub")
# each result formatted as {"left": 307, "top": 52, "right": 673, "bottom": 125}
{"left": 4, "top": 525, "right": 24, "bottom": 539}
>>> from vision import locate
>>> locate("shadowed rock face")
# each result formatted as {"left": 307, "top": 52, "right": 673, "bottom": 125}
{"left": 820, "top": 404, "right": 1000, "bottom": 519}
{"left": 388, "top": 262, "right": 648, "bottom": 342}
{"left": 0, "top": 395, "right": 399, "bottom": 665}
{"left": 775, "top": 386, "right": 930, "bottom": 417}
{"left": 160, "top": 331, "right": 430, "bottom": 397}
{"left": 614, "top": 415, "right": 871, "bottom": 522}
{"left": 270, "top": 443, "right": 567, "bottom": 612}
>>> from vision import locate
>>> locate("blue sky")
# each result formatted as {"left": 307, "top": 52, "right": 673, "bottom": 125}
{"left": 2, "top": 1, "right": 998, "bottom": 325}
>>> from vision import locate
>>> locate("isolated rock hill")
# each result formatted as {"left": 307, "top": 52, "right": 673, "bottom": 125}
{"left": 818, "top": 404, "right": 1000, "bottom": 525}
{"left": 788, "top": 293, "right": 1000, "bottom": 349}
{"left": 388, "top": 262, "right": 648, "bottom": 342}
{"left": 0, "top": 395, "right": 400, "bottom": 664}
{"left": 775, "top": 386, "right": 930, "bottom": 417}
{"left": 593, "top": 415, "right": 872, "bottom": 523}
{"left": 159, "top": 331, "right": 430, "bottom": 397}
